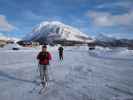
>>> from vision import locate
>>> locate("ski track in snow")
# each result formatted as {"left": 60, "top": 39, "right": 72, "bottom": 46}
{"left": 0, "top": 47, "right": 133, "bottom": 100}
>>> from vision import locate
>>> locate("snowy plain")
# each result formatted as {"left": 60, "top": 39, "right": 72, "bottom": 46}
{"left": 0, "top": 46, "right": 133, "bottom": 100}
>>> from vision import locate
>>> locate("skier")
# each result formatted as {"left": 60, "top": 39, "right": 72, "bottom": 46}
{"left": 58, "top": 46, "right": 64, "bottom": 60}
{"left": 37, "top": 45, "right": 52, "bottom": 87}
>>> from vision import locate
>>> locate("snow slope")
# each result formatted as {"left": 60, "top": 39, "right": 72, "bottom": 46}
{"left": 0, "top": 47, "right": 133, "bottom": 100}
{"left": 24, "top": 21, "right": 93, "bottom": 43}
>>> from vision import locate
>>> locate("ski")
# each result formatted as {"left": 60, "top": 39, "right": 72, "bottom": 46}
{"left": 38, "top": 82, "right": 48, "bottom": 94}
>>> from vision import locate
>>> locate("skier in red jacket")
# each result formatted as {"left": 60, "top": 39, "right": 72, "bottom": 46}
{"left": 37, "top": 45, "right": 52, "bottom": 87}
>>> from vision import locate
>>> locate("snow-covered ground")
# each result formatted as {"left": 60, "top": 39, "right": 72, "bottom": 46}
{"left": 0, "top": 46, "right": 133, "bottom": 100}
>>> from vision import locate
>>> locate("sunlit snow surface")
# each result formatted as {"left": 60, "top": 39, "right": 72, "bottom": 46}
{"left": 0, "top": 46, "right": 133, "bottom": 100}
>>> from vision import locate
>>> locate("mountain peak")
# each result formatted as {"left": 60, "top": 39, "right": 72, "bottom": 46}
{"left": 42, "top": 21, "right": 64, "bottom": 25}
{"left": 39, "top": 21, "right": 65, "bottom": 28}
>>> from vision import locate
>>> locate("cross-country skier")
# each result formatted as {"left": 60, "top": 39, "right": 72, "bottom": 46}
{"left": 37, "top": 45, "right": 52, "bottom": 87}
{"left": 58, "top": 46, "right": 64, "bottom": 60}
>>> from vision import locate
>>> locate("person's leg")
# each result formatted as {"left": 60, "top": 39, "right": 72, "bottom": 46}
{"left": 61, "top": 52, "right": 63, "bottom": 60}
{"left": 59, "top": 52, "right": 63, "bottom": 60}
{"left": 39, "top": 64, "right": 45, "bottom": 82}
{"left": 44, "top": 65, "right": 48, "bottom": 82}
{"left": 60, "top": 51, "right": 64, "bottom": 60}
{"left": 59, "top": 52, "right": 61, "bottom": 60}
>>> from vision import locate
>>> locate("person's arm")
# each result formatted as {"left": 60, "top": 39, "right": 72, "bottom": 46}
{"left": 48, "top": 52, "right": 52, "bottom": 60}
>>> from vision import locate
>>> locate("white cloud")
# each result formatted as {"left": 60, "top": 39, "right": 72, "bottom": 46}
{"left": 0, "top": 15, "right": 15, "bottom": 32}
{"left": 0, "top": 32, "right": 8, "bottom": 40}
{"left": 22, "top": 10, "right": 44, "bottom": 21}
{"left": 97, "top": 1, "right": 132, "bottom": 9}
{"left": 87, "top": 11, "right": 133, "bottom": 27}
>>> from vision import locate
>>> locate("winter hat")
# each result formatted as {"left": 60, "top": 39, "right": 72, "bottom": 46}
{"left": 42, "top": 45, "right": 47, "bottom": 48}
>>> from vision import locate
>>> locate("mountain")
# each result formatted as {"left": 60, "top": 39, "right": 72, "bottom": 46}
{"left": 23, "top": 21, "right": 94, "bottom": 45}
{"left": 95, "top": 34, "right": 133, "bottom": 49}
{"left": 95, "top": 34, "right": 116, "bottom": 42}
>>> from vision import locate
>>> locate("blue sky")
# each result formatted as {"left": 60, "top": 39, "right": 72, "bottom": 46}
{"left": 0, "top": 0, "right": 133, "bottom": 39}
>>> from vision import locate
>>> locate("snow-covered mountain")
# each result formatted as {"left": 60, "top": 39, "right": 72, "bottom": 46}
{"left": 23, "top": 21, "right": 93, "bottom": 44}
{"left": 95, "top": 34, "right": 133, "bottom": 48}
{"left": 95, "top": 34, "right": 116, "bottom": 42}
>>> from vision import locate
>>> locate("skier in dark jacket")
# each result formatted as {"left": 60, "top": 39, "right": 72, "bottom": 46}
{"left": 58, "top": 46, "right": 64, "bottom": 60}
{"left": 37, "top": 45, "right": 52, "bottom": 87}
